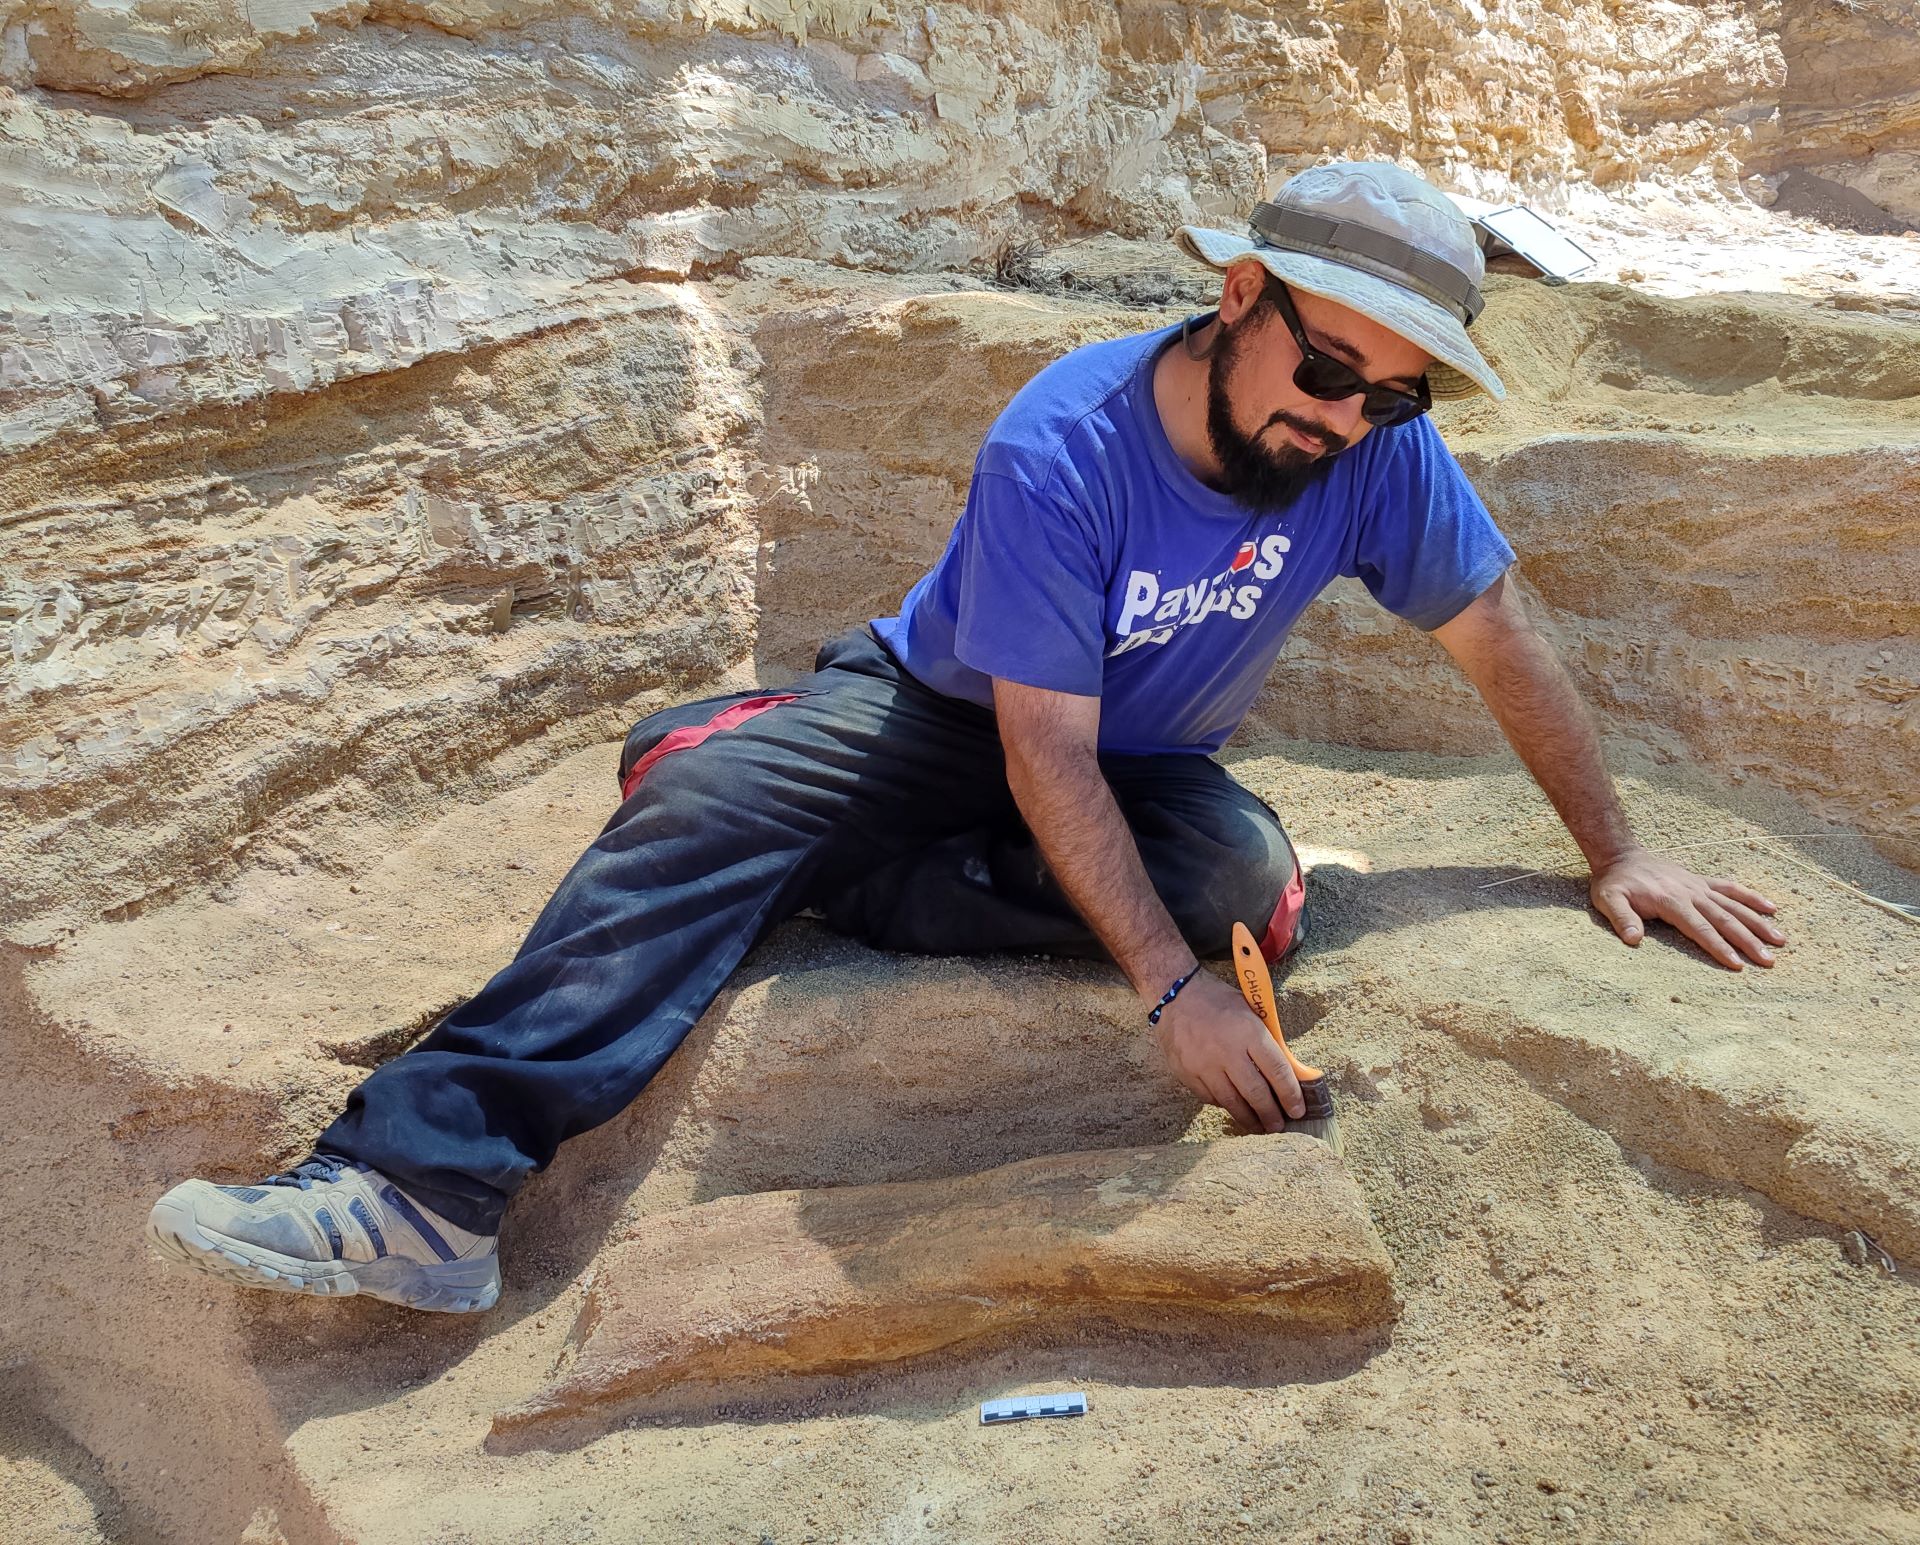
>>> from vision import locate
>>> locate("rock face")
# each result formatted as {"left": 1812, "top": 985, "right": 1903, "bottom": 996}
{"left": 11, "top": 262, "right": 1911, "bottom": 964}
{"left": 1761, "top": 0, "right": 1920, "bottom": 225}
{"left": 496, "top": 1135, "right": 1395, "bottom": 1430}
{"left": 5, "top": 0, "right": 1916, "bottom": 457}
{"left": 5, "top": 2, "right": 1918, "bottom": 951}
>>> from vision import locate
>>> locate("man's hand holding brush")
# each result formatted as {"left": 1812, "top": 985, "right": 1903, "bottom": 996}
{"left": 990, "top": 679, "right": 1311, "bottom": 1136}
{"left": 1152, "top": 970, "right": 1306, "bottom": 1133}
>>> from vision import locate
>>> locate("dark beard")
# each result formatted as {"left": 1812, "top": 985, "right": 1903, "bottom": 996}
{"left": 1204, "top": 311, "right": 1346, "bottom": 513}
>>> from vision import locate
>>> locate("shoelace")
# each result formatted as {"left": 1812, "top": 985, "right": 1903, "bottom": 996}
{"left": 264, "top": 1154, "right": 356, "bottom": 1190}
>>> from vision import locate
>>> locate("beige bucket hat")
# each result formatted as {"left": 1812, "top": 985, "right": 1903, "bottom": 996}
{"left": 1176, "top": 162, "right": 1505, "bottom": 401}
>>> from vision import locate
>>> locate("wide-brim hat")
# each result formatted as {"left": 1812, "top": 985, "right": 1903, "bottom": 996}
{"left": 1176, "top": 162, "right": 1506, "bottom": 402}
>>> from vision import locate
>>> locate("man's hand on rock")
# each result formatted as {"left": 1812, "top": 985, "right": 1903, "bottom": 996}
{"left": 1589, "top": 848, "right": 1785, "bottom": 970}
{"left": 1151, "top": 971, "right": 1304, "bottom": 1131}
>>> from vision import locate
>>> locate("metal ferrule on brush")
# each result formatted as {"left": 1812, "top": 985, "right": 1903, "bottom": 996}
{"left": 1294, "top": 1076, "right": 1337, "bottom": 1125}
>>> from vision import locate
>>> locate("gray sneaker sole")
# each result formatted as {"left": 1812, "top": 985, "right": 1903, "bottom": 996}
{"left": 147, "top": 1198, "right": 501, "bottom": 1314}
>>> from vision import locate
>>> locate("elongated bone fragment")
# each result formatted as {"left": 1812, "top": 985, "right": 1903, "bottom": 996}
{"left": 497, "top": 1136, "right": 1394, "bottom": 1431}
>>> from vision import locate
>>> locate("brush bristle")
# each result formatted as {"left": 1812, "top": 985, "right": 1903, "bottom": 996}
{"left": 1287, "top": 1113, "right": 1345, "bottom": 1157}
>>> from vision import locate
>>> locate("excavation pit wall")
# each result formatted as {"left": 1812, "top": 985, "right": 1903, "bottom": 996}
{"left": 7, "top": 258, "right": 1915, "bottom": 948}
{"left": 2, "top": 259, "right": 1918, "bottom": 1542}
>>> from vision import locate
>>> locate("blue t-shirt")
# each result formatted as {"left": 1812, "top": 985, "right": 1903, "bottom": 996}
{"left": 871, "top": 317, "right": 1514, "bottom": 756}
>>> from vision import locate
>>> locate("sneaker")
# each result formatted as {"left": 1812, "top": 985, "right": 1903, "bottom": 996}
{"left": 147, "top": 1155, "right": 501, "bottom": 1313}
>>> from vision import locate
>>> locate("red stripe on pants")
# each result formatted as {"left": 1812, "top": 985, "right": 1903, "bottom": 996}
{"left": 620, "top": 694, "right": 803, "bottom": 803}
{"left": 1257, "top": 864, "right": 1306, "bottom": 963}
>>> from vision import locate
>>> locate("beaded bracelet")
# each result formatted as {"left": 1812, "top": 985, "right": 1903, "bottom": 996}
{"left": 1146, "top": 967, "right": 1199, "bottom": 1027}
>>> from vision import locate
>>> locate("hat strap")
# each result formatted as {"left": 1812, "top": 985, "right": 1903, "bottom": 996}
{"left": 1248, "top": 202, "right": 1485, "bottom": 325}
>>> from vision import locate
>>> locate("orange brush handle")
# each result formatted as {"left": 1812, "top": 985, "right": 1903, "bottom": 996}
{"left": 1230, "top": 922, "right": 1323, "bottom": 1083}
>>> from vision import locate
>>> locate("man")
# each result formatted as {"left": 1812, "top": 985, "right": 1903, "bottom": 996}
{"left": 148, "top": 163, "right": 1784, "bottom": 1314}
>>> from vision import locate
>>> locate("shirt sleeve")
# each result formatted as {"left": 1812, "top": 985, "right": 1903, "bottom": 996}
{"left": 1349, "top": 416, "right": 1516, "bottom": 631}
{"left": 951, "top": 469, "right": 1108, "bottom": 696}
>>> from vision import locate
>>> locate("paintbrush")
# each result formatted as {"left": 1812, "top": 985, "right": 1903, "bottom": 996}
{"left": 1230, "top": 921, "right": 1344, "bottom": 1156}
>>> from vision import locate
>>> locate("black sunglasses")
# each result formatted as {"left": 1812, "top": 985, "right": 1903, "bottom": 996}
{"left": 1264, "top": 277, "right": 1432, "bottom": 428}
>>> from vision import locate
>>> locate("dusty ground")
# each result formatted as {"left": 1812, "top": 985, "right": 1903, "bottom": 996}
{"left": 5, "top": 718, "right": 1914, "bottom": 1543}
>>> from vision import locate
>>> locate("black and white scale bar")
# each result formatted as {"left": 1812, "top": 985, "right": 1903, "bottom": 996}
{"left": 979, "top": 1391, "right": 1089, "bottom": 1425}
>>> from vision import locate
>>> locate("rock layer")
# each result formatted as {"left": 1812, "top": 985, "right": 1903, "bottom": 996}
{"left": 5, "top": 260, "right": 1916, "bottom": 947}
{"left": 5, "top": 0, "right": 1917, "bottom": 455}
{"left": 495, "top": 1135, "right": 1395, "bottom": 1430}
{"left": 1761, "top": 0, "right": 1920, "bottom": 225}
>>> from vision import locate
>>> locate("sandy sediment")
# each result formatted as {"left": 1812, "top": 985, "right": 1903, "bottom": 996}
{"left": 4, "top": 713, "right": 1915, "bottom": 1540}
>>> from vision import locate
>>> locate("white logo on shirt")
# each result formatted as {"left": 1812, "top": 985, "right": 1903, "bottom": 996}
{"left": 1108, "top": 534, "right": 1290, "bottom": 657}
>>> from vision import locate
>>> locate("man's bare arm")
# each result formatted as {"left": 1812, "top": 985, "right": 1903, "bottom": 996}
{"left": 991, "top": 677, "right": 1304, "bottom": 1128}
{"left": 1433, "top": 573, "right": 1784, "bottom": 969}
{"left": 1432, "top": 573, "right": 1634, "bottom": 869}
{"left": 991, "top": 681, "right": 1192, "bottom": 997}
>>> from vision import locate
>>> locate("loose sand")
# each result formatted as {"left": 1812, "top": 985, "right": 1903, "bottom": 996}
{"left": 5, "top": 720, "right": 1914, "bottom": 1543}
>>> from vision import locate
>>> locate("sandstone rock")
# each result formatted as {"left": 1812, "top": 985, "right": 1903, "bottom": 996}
{"left": 494, "top": 1136, "right": 1394, "bottom": 1430}
{"left": 1761, "top": 0, "right": 1920, "bottom": 225}
{"left": 5, "top": 0, "right": 1914, "bottom": 457}
{"left": 1254, "top": 761, "right": 1920, "bottom": 1267}
{"left": 4, "top": 0, "right": 1918, "bottom": 955}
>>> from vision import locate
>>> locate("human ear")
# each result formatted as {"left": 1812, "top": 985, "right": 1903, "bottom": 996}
{"left": 1217, "top": 261, "right": 1270, "bottom": 327}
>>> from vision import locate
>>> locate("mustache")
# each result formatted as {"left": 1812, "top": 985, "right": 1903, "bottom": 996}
{"left": 1264, "top": 411, "right": 1347, "bottom": 457}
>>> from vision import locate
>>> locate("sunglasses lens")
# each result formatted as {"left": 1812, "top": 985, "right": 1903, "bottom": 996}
{"left": 1294, "top": 355, "right": 1367, "bottom": 404}
{"left": 1362, "top": 393, "right": 1425, "bottom": 427}
{"left": 1298, "top": 359, "right": 1426, "bottom": 427}
{"left": 1279, "top": 290, "right": 1432, "bottom": 429}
